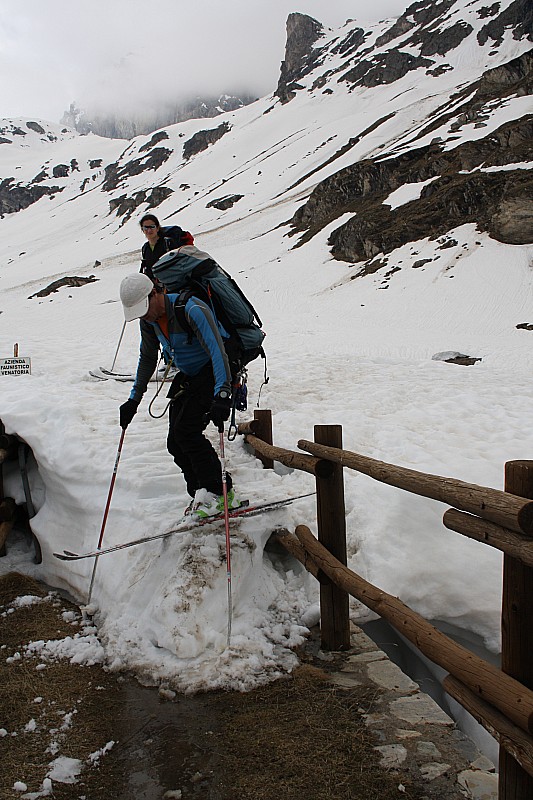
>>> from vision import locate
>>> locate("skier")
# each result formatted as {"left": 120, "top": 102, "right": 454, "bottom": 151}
{"left": 139, "top": 214, "right": 194, "bottom": 284}
{"left": 118, "top": 273, "right": 240, "bottom": 520}
{"left": 139, "top": 213, "right": 194, "bottom": 371}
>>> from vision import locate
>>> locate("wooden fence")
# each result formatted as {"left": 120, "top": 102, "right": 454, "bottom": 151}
{"left": 239, "top": 410, "right": 533, "bottom": 800}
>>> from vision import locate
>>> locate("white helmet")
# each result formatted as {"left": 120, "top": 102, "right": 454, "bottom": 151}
{"left": 120, "top": 273, "right": 153, "bottom": 321}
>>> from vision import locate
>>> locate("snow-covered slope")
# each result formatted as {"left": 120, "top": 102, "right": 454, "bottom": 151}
{"left": 0, "top": 0, "right": 532, "bottom": 693}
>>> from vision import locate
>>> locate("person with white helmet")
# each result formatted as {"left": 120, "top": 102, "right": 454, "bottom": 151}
{"left": 118, "top": 273, "right": 240, "bottom": 520}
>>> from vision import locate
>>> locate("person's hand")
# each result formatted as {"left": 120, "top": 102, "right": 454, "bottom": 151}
{"left": 119, "top": 399, "right": 139, "bottom": 429}
{"left": 210, "top": 392, "right": 231, "bottom": 430}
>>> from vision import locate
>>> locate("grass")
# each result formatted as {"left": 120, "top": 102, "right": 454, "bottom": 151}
{"left": 0, "top": 571, "right": 422, "bottom": 799}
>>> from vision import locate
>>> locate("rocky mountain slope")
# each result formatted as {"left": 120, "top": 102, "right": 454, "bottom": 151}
{"left": 0, "top": 0, "right": 531, "bottom": 281}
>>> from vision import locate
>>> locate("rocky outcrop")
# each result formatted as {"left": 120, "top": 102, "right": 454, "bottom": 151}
{"left": 331, "top": 27, "right": 366, "bottom": 57}
{"left": 290, "top": 108, "right": 533, "bottom": 260}
{"left": 182, "top": 122, "right": 230, "bottom": 161}
{"left": 26, "top": 121, "right": 45, "bottom": 135}
{"left": 477, "top": 0, "right": 533, "bottom": 45}
{"left": 276, "top": 13, "right": 325, "bottom": 103}
{"left": 206, "top": 194, "right": 243, "bottom": 211}
{"left": 290, "top": 37, "right": 533, "bottom": 263}
{"left": 341, "top": 50, "right": 434, "bottom": 88}
{"left": 102, "top": 147, "right": 172, "bottom": 191}
{"left": 139, "top": 131, "right": 169, "bottom": 153}
{"left": 0, "top": 178, "right": 62, "bottom": 215}
{"left": 108, "top": 186, "right": 173, "bottom": 222}
{"left": 28, "top": 276, "right": 97, "bottom": 299}
{"left": 326, "top": 169, "right": 532, "bottom": 262}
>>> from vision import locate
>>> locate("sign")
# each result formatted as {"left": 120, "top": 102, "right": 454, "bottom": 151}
{"left": 0, "top": 357, "right": 31, "bottom": 376}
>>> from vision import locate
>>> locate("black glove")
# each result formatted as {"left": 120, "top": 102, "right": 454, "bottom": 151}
{"left": 210, "top": 391, "right": 231, "bottom": 430}
{"left": 119, "top": 399, "right": 139, "bottom": 429}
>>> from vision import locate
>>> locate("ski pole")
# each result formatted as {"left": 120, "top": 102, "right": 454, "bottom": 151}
{"left": 110, "top": 320, "right": 127, "bottom": 372}
{"left": 218, "top": 425, "right": 232, "bottom": 647}
{"left": 87, "top": 427, "right": 126, "bottom": 604}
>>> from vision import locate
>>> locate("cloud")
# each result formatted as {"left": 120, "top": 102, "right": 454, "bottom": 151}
{"left": 0, "top": 0, "right": 407, "bottom": 122}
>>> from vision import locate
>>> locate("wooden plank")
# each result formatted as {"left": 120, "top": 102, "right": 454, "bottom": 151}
{"left": 500, "top": 461, "right": 533, "bottom": 799}
{"left": 298, "top": 440, "right": 533, "bottom": 536}
{"left": 294, "top": 523, "right": 533, "bottom": 736}
{"left": 252, "top": 410, "right": 274, "bottom": 469}
{"left": 314, "top": 425, "right": 350, "bottom": 651}
{"left": 444, "top": 675, "right": 533, "bottom": 779}
{"left": 270, "top": 529, "right": 322, "bottom": 579}
{"left": 443, "top": 509, "right": 533, "bottom": 568}
{"left": 244, "top": 434, "right": 334, "bottom": 478}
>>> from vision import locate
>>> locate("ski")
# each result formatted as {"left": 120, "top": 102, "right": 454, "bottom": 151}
{"left": 89, "top": 366, "right": 177, "bottom": 382}
{"left": 53, "top": 492, "right": 315, "bottom": 561}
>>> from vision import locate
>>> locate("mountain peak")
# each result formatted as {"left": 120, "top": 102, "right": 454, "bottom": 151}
{"left": 276, "top": 13, "right": 325, "bottom": 104}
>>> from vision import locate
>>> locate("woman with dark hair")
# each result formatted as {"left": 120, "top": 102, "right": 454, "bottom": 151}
{"left": 139, "top": 213, "right": 194, "bottom": 283}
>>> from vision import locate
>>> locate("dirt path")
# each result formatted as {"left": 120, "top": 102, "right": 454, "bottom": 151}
{"left": 1, "top": 572, "right": 423, "bottom": 799}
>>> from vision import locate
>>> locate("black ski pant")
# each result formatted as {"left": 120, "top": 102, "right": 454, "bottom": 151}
{"left": 166, "top": 365, "right": 232, "bottom": 498}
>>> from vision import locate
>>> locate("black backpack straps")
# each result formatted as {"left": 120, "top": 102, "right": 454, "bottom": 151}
{"left": 174, "top": 289, "right": 195, "bottom": 344}
{"left": 174, "top": 284, "right": 213, "bottom": 344}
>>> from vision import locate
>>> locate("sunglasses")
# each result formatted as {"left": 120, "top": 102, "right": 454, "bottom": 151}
{"left": 142, "top": 225, "right": 156, "bottom": 230}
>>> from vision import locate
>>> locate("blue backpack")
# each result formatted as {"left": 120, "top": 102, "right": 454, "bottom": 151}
{"left": 152, "top": 245, "right": 266, "bottom": 374}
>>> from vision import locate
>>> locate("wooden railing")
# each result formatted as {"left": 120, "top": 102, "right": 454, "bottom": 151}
{"left": 239, "top": 410, "right": 533, "bottom": 800}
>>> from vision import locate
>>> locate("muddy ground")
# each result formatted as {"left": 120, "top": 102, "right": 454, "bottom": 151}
{"left": 1, "top": 572, "right": 423, "bottom": 799}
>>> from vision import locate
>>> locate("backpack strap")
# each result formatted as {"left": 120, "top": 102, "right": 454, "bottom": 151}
{"left": 174, "top": 288, "right": 196, "bottom": 344}
{"left": 174, "top": 284, "right": 214, "bottom": 344}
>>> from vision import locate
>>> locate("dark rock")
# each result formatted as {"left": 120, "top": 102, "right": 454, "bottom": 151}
{"left": 31, "top": 170, "right": 49, "bottom": 184}
{"left": 206, "top": 194, "right": 243, "bottom": 211}
{"left": 52, "top": 164, "right": 70, "bottom": 178}
{"left": 102, "top": 147, "right": 172, "bottom": 191}
{"left": 437, "top": 239, "right": 458, "bottom": 250}
{"left": 331, "top": 27, "right": 366, "bottom": 57}
{"left": 139, "top": 131, "right": 170, "bottom": 153}
{"left": 405, "top": 0, "right": 456, "bottom": 27}
{"left": 182, "top": 122, "right": 230, "bottom": 161}
{"left": 432, "top": 351, "right": 482, "bottom": 365}
{"left": 375, "top": 17, "right": 416, "bottom": 48}
{"left": 89, "top": 159, "right": 102, "bottom": 169}
{"left": 146, "top": 186, "right": 173, "bottom": 207}
{"left": 477, "top": 0, "right": 533, "bottom": 45}
{"left": 516, "top": 322, "right": 533, "bottom": 330}
{"left": 29, "top": 276, "right": 98, "bottom": 299}
{"left": 341, "top": 50, "right": 434, "bottom": 88}
{"left": 0, "top": 178, "right": 63, "bottom": 215}
{"left": 477, "top": 3, "right": 501, "bottom": 20}
{"left": 108, "top": 185, "right": 172, "bottom": 222}
{"left": 276, "top": 13, "right": 325, "bottom": 103}
{"left": 419, "top": 21, "right": 473, "bottom": 56}
{"left": 26, "top": 121, "right": 46, "bottom": 135}
{"left": 446, "top": 355, "right": 482, "bottom": 365}
{"left": 490, "top": 192, "right": 533, "bottom": 244}
{"left": 0, "top": 137, "right": 12, "bottom": 145}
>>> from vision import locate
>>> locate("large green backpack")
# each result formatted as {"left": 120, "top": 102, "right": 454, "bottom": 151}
{"left": 152, "top": 245, "right": 266, "bottom": 374}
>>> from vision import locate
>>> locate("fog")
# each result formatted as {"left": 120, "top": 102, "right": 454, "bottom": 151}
{"left": 0, "top": 0, "right": 407, "bottom": 124}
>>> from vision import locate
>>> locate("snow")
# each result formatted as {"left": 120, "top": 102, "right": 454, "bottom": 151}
{"left": 384, "top": 178, "right": 439, "bottom": 209}
{"left": 0, "top": 0, "right": 531, "bottom": 745}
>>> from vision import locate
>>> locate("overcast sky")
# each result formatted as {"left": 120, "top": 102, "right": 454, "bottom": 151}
{"left": 0, "top": 0, "right": 408, "bottom": 123}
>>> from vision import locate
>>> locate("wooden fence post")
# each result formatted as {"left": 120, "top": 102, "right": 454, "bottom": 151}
{"left": 253, "top": 409, "right": 274, "bottom": 469}
{"left": 314, "top": 424, "right": 350, "bottom": 650}
{"left": 500, "top": 461, "right": 533, "bottom": 800}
